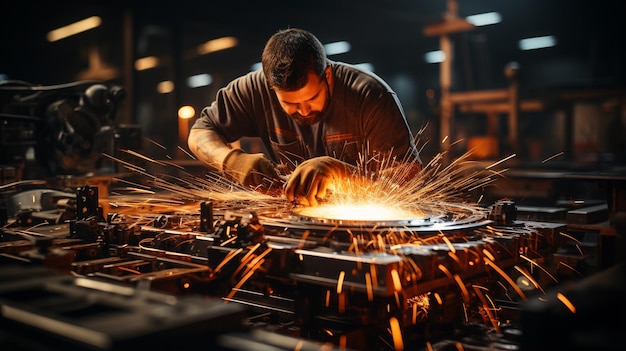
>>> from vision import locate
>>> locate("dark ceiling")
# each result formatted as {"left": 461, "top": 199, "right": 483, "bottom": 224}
{"left": 1, "top": 0, "right": 625, "bottom": 164}
{"left": 2, "top": 0, "right": 625, "bottom": 91}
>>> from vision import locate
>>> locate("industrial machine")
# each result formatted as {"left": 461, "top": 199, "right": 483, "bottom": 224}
{"left": 1, "top": 80, "right": 623, "bottom": 351}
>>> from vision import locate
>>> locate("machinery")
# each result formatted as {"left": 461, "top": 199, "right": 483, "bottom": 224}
{"left": 1, "top": 80, "right": 622, "bottom": 350}
{"left": 0, "top": 79, "right": 131, "bottom": 181}
{"left": 1, "top": 178, "right": 588, "bottom": 350}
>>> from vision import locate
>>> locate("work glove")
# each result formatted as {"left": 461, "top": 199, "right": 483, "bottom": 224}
{"left": 285, "top": 156, "right": 356, "bottom": 206}
{"left": 222, "top": 149, "right": 284, "bottom": 191}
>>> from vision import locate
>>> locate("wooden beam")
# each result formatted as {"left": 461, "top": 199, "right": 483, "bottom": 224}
{"left": 423, "top": 17, "right": 475, "bottom": 36}
{"left": 448, "top": 90, "right": 509, "bottom": 104}
{"left": 458, "top": 100, "right": 544, "bottom": 114}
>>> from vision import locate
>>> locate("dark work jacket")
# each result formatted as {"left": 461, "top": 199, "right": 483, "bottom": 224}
{"left": 191, "top": 60, "right": 421, "bottom": 172}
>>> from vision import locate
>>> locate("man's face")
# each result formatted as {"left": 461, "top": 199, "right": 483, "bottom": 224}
{"left": 274, "top": 69, "right": 330, "bottom": 126}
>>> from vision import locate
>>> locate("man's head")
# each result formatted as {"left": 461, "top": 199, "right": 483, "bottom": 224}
{"left": 262, "top": 28, "right": 332, "bottom": 126}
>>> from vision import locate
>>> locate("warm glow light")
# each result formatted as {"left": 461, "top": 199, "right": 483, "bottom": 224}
{"left": 295, "top": 203, "right": 420, "bottom": 222}
{"left": 135, "top": 56, "right": 159, "bottom": 71}
{"left": 178, "top": 106, "right": 196, "bottom": 119}
{"left": 157, "top": 81, "right": 174, "bottom": 94}
{"left": 197, "top": 36, "right": 238, "bottom": 55}
{"left": 47, "top": 16, "right": 102, "bottom": 42}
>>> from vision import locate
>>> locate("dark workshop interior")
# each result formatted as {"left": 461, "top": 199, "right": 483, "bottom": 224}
{"left": 1, "top": 1, "right": 625, "bottom": 350}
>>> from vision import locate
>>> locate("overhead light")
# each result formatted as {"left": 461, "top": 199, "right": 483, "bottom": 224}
{"left": 424, "top": 50, "right": 446, "bottom": 64}
{"left": 518, "top": 35, "right": 557, "bottom": 50}
{"left": 466, "top": 12, "right": 501, "bottom": 27}
{"left": 178, "top": 105, "right": 196, "bottom": 119}
{"left": 197, "top": 36, "right": 238, "bottom": 55}
{"left": 187, "top": 74, "right": 213, "bottom": 88}
{"left": 135, "top": 56, "right": 159, "bottom": 71}
{"left": 354, "top": 63, "right": 374, "bottom": 72}
{"left": 157, "top": 81, "right": 174, "bottom": 94}
{"left": 47, "top": 16, "right": 102, "bottom": 42}
{"left": 324, "top": 41, "right": 351, "bottom": 56}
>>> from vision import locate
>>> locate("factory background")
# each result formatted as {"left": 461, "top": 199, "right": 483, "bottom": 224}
{"left": 1, "top": 1, "right": 626, "bottom": 351}
{"left": 2, "top": 0, "right": 624, "bottom": 165}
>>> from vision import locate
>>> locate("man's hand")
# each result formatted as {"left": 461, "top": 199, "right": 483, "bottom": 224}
{"left": 285, "top": 156, "right": 355, "bottom": 206}
{"left": 223, "top": 149, "right": 283, "bottom": 190}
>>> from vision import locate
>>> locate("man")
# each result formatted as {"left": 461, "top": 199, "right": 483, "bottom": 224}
{"left": 188, "top": 28, "right": 422, "bottom": 206}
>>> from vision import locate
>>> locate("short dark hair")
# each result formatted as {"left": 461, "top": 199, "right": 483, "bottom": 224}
{"left": 261, "top": 28, "right": 327, "bottom": 91}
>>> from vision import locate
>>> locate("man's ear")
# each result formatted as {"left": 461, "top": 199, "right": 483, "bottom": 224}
{"left": 324, "top": 65, "right": 333, "bottom": 86}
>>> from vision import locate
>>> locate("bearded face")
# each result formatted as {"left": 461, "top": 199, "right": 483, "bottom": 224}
{"left": 274, "top": 70, "right": 331, "bottom": 126}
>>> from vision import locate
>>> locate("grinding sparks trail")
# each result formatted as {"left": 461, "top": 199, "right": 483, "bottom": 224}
{"left": 105, "top": 130, "right": 509, "bottom": 225}
{"left": 95, "top": 136, "right": 584, "bottom": 350}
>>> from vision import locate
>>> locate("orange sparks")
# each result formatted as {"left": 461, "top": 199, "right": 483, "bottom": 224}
{"left": 482, "top": 248, "right": 495, "bottom": 261}
{"left": 232, "top": 243, "right": 261, "bottom": 278}
{"left": 225, "top": 258, "right": 264, "bottom": 302}
{"left": 118, "top": 267, "right": 141, "bottom": 275}
{"left": 219, "top": 235, "right": 237, "bottom": 246}
{"left": 338, "top": 293, "right": 346, "bottom": 314}
{"left": 556, "top": 292, "right": 576, "bottom": 313}
{"left": 389, "top": 317, "right": 404, "bottom": 351}
{"left": 391, "top": 269, "right": 402, "bottom": 292}
{"left": 520, "top": 254, "right": 558, "bottom": 283}
{"left": 434, "top": 292, "right": 443, "bottom": 305}
{"left": 448, "top": 252, "right": 463, "bottom": 269}
{"left": 514, "top": 266, "right": 545, "bottom": 294}
{"left": 559, "top": 231, "right": 581, "bottom": 243}
{"left": 558, "top": 261, "right": 584, "bottom": 277}
{"left": 298, "top": 230, "right": 311, "bottom": 249}
{"left": 212, "top": 247, "right": 243, "bottom": 276}
{"left": 294, "top": 341, "right": 304, "bottom": 351}
{"left": 370, "top": 265, "right": 379, "bottom": 288}
{"left": 484, "top": 257, "right": 527, "bottom": 300}
{"left": 542, "top": 151, "right": 564, "bottom": 163}
{"left": 365, "top": 272, "right": 374, "bottom": 301}
{"left": 472, "top": 285, "right": 501, "bottom": 333}
{"left": 486, "top": 153, "right": 516, "bottom": 169}
{"left": 337, "top": 271, "right": 346, "bottom": 294}
{"left": 453, "top": 274, "right": 470, "bottom": 304}
{"left": 438, "top": 264, "right": 453, "bottom": 279}
{"left": 240, "top": 247, "right": 272, "bottom": 278}
{"left": 441, "top": 234, "right": 456, "bottom": 253}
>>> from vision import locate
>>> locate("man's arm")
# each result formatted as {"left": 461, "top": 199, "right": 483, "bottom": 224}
{"left": 188, "top": 128, "right": 233, "bottom": 172}
{"left": 188, "top": 128, "right": 284, "bottom": 190}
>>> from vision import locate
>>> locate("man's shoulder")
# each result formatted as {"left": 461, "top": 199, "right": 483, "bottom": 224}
{"left": 231, "top": 69, "right": 266, "bottom": 86}
{"left": 332, "top": 61, "right": 393, "bottom": 94}
{"left": 224, "top": 70, "right": 270, "bottom": 95}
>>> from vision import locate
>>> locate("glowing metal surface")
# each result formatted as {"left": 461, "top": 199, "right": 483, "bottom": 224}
{"left": 294, "top": 203, "right": 422, "bottom": 222}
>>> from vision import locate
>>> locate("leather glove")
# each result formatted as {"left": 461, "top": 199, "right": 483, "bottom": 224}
{"left": 285, "top": 156, "right": 355, "bottom": 206}
{"left": 222, "top": 149, "right": 283, "bottom": 190}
